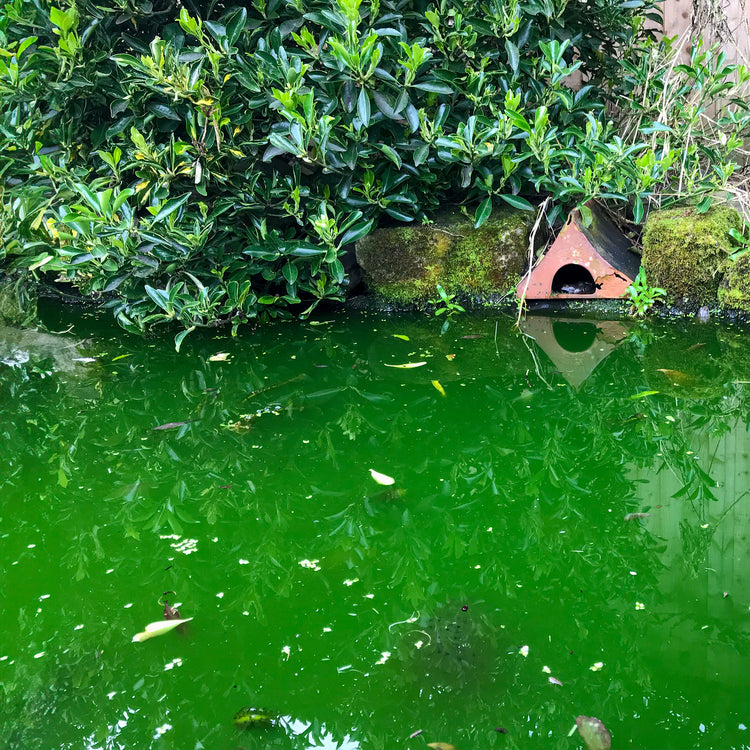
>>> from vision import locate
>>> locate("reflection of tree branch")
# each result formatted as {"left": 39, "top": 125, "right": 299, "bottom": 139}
{"left": 518, "top": 329, "right": 553, "bottom": 390}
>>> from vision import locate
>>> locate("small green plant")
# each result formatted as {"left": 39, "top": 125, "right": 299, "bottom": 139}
{"left": 428, "top": 283, "right": 465, "bottom": 333}
{"left": 728, "top": 219, "right": 750, "bottom": 262}
{"left": 429, "top": 284, "right": 465, "bottom": 317}
{"left": 626, "top": 267, "right": 666, "bottom": 316}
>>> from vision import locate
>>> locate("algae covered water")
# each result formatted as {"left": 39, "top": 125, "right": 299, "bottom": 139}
{"left": 2, "top": 307, "right": 750, "bottom": 750}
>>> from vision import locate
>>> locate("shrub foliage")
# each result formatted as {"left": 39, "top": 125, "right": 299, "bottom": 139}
{"left": 0, "top": 0, "right": 748, "bottom": 340}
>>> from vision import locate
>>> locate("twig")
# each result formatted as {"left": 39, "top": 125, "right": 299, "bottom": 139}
{"left": 431, "top": 227, "right": 466, "bottom": 238}
{"left": 515, "top": 196, "right": 551, "bottom": 328}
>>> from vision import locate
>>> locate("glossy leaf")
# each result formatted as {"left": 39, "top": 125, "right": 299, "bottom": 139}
{"left": 474, "top": 197, "right": 492, "bottom": 228}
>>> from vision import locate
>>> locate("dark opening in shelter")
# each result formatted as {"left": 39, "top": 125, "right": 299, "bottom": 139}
{"left": 551, "top": 264, "right": 598, "bottom": 295}
{"left": 553, "top": 321, "right": 598, "bottom": 352}
{"left": 516, "top": 201, "right": 640, "bottom": 300}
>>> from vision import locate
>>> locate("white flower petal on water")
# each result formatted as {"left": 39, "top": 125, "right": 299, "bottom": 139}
{"left": 369, "top": 469, "right": 395, "bottom": 485}
{"left": 132, "top": 618, "right": 193, "bottom": 642}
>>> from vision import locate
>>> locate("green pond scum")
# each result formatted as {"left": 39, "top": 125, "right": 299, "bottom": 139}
{"left": 3, "top": 305, "right": 750, "bottom": 749}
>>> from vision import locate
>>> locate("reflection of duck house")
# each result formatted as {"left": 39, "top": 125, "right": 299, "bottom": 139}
{"left": 516, "top": 202, "right": 640, "bottom": 299}
{"left": 520, "top": 316, "right": 631, "bottom": 389}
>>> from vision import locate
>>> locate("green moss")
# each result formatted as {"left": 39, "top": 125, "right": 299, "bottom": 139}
{"left": 719, "top": 254, "right": 750, "bottom": 311}
{"left": 642, "top": 205, "right": 741, "bottom": 305}
{"left": 355, "top": 208, "right": 533, "bottom": 303}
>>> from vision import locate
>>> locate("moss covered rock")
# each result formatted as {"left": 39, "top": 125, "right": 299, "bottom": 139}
{"left": 642, "top": 205, "right": 741, "bottom": 305}
{"left": 719, "top": 253, "right": 750, "bottom": 311}
{"left": 355, "top": 209, "right": 533, "bottom": 303}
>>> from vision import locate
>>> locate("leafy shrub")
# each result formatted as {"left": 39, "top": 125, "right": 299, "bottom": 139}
{"left": 0, "top": 0, "right": 748, "bottom": 343}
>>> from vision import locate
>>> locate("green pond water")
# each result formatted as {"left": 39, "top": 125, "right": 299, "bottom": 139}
{"left": 3, "top": 307, "right": 750, "bottom": 750}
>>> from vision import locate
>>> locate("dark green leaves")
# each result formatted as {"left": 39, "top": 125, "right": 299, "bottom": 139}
{"left": 4, "top": 0, "right": 743, "bottom": 342}
{"left": 151, "top": 195, "right": 190, "bottom": 224}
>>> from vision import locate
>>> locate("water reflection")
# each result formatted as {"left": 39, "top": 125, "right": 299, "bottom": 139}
{"left": 520, "top": 316, "right": 630, "bottom": 388}
{"left": 3, "top": 310, "right": 750, "bottom": 749}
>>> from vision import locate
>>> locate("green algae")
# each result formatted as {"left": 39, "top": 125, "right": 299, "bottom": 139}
{"left": 642, "top": 204, "right": 741, "bottom": 305}
{"left": 355, "top": 208, "right": 532, "bottom": 304}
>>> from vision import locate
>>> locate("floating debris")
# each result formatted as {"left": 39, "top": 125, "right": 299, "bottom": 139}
{"left": 132, "top": 618, "right": 193, "bottom": 643}
{"left": 369, "top": 469, "right": 395, "bottom": 486}
{"left": 153, "top": 421, "right": 195, "bottom": 431}
{"left": 384, "top": 361, "right": 427, "bottom": 369}
{"left": 160, "top": 591, "right": 181, "bottom": 620}
{"left": 298, "top": 559, "right": 321, "bottom": 571}
{"left": 576, "top": 716, "right": 611, "bottom": 750}
{"left": 232, "top": 707, "right": 277, "bottom": 730}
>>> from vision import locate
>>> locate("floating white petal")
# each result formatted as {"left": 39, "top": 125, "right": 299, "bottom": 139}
{"left": 132, "top": 618, "right": 193, "bottom": 642}
{"left": 369, "top": 469, "right": 395, "bottom": 485}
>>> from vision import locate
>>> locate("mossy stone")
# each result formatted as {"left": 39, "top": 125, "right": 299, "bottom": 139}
{"left": 642, "top": 205, "right": 741, "bottom": 305}
{"left": 719, "top": 253, "right": 750, "bottom": 311}
{"left": 355, "top": 209, "right": 533, "bottom": 303}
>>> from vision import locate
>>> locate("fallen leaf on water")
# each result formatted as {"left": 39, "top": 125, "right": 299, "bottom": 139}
{"left": 657, "top": 368, "right": 693, "bottom": 386}
{"left": 576, "top": 716, "right": 611, "bottom": 750}
{"left": 629, "top": 390, "right": 659, "bottom": 399}
{"left": 624, "top": 512, "right": 651, "bottom": 521}
{"left": 393, "top": 334, "right": 410, "bottom": 341}
{"left": 209, "top": 352, "right": 231, "bottom": 362}
{"left": 132, "top": 618, "right": 193, "bottom": 642}
{"left": 153, "top": 421, "right": 194, "bottom": 431}
{"left": 369, "top": 469, "right": 395, "bottom": 486}
{"left": 384, "top": 361, "right": 427, "bottom": 369}
{"left": 431, "top": 380, "right": 446, "bottom": 397}
{"left": 427, "top": 743, "right": 456, "bottom": 750}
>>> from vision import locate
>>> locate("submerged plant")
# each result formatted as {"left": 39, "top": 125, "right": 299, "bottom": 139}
{"left": 626, "top": 267, "right": 666, "bottom": 316}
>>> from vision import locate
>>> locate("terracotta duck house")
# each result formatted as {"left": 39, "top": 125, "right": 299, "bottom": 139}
{"left": 516, "top": 202, "right": 640, "bottom": 299}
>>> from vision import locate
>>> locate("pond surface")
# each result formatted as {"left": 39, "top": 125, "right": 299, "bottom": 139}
{"left": 3, "top": 307, "right": 750, "bottom": 750}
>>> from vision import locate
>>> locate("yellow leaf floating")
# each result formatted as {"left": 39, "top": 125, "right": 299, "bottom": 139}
{"left": 132, "top": 618, "right": 193, "bottom": 643}
{"left": 383, "top": 361, "right": 426, "bottom": 369}
{"left": 431, "top": 380, "right": 446, "bottom": 397}
{"left": 369, "top": 469, "right": 395, "bottom": 486}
